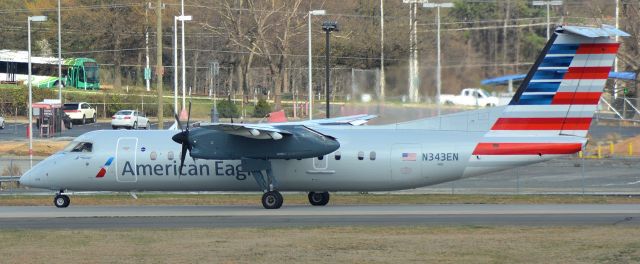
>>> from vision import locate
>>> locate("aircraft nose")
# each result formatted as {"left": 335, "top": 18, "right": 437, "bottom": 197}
{"left": 19, "top": 171, "right": 32, "bottom": 186}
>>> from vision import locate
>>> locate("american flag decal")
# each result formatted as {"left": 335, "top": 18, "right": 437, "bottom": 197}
{"left": 402, "top": 153, "right": 417, "bottom": 161}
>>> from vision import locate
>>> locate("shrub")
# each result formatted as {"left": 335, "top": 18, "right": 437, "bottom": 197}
{"left": 252, "top": 99, "right": 272, "bottom": 118}
{"left": 217, "top": 99, "right": 240, "bottom": 118}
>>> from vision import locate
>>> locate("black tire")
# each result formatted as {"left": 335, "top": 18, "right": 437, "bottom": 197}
{"left": 67, "top": 121, "right": 72, "bottom": 129}
{"left": 54, "top": 194, "right": 70, "bottom": 208}
{"left": 92, "top": 113, "right": 97, "bottom": 123}
{"left": 82, "top": 115, "right": 86, "bottom": 125}
{"left": 308, "top": 191, "right": 330, "bottom": 206}
{"left": 132, "top": 122, "right": 138, "bottom": 130}
{"left": 261, "top": 191, "right": 283, "bottom": 209}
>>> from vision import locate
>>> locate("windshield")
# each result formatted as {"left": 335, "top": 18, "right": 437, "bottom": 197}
{"left": 63, "top": 141, "right": 93, "bottom": 153}
{"left": 479, "top": 89, "right": 490, "bottom": 97}
{"left": 85, "top": 67, "right": 99, "bottom": 83}
{"left": 63, "top": 104, "right": 79, "bottom": 110}
{"left": 116, "top": 110, "right": 132, "bottom": 115}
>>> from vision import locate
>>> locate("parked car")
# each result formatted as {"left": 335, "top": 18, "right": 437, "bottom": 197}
{"left": 111, "top": 110, "right": 149, "bottom": 130}
{"left": 63, "top": 102, "right": 96, "bottom": 124}
{"left": 439, "top": 88, "right": 500, "bottom": 107}
{"left": 0, "top": 116, "right": 5, "bottom": 129}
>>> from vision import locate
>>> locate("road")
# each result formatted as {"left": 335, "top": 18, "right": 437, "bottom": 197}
{"left": 0, "top": 204, "right": 638, "bottom": 229}
{"left": 0, "top": 121, "right": 175, "bottom": 140}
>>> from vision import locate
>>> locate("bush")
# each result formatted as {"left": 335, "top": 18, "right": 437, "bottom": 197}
{"left": 217, "top": 99, "right": 240, "bottom": 118}
{"left": 252, "top": 99, "right": 272, "bottom": 118}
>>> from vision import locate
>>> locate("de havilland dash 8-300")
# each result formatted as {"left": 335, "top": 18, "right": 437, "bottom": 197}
{"left": 20, "top": 25, "right": 628, "bottom": 209}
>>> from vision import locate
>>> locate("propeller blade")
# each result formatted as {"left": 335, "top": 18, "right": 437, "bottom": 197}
{"left": 172, "top": 105, "right": 183, "bottom": 131}
{"left": 179, "top": 143, "right": 187, "bottom": 175}
{"left": 186, "top": 101, "right": 192, "bottom": 131}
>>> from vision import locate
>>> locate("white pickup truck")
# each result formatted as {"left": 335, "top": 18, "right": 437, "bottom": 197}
{"left": 439, "top": 88, "right": 499, "bottom": 107}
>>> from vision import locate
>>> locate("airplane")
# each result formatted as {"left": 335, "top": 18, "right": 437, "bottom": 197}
{"left": 20, "top": 25, "right": 629, "bottom": 209}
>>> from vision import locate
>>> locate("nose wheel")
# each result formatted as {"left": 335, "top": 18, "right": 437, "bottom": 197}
{"left": 308, "top": 191, "right": 330, "bottom": 206}
{"left": 54, "top": 193, "right": 70, "bottom": 208}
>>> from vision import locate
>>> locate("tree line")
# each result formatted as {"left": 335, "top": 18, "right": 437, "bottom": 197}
{"left": 0, "top": 0, "right": 637, "bottom": 111}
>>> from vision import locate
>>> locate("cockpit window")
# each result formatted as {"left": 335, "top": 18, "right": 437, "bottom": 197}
{"left": 64, "top": 142, "right": 93, "bottom": 153}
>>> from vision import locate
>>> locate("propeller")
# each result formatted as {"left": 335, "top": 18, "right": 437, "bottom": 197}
{"left": 171, "top": 101, "right": 192, "bottom": 175}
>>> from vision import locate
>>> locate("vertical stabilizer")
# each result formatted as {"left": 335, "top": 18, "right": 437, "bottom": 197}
{"left": 473, "top": 25, "right": 628, "bottom": 156}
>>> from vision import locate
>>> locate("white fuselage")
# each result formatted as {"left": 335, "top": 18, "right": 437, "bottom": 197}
{"left": 21, "top": 127, "right": 558, "bottom": 193}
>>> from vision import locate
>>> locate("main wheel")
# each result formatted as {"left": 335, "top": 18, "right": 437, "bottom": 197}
{"left": 54, "top": 194, "right": 70, "bottom": 208}
{"left": 308, "top": 191, "right": 330, "bottom": 206}
{"left": 261, "top": 191, "right": 283, "bottom": 209}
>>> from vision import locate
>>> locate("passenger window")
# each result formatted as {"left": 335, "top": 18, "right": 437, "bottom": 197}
{"left": 150, "top": 151, "right": 157, "bottom": 160}
{"left": 334, "top": 151, "right": 341, "bottom": 160}
{"left": 318, "top": 156, "right": 324, "bottom": 160}
{"left": 357, "top": 151, "right": 364, "bottom": 160}
{"left": 370, "top": 151, "right": 376, "bottom": 160}
{"left": 168, "top": 151, "right": 174, "bottom": 160}
{"left": 70, "top": 142, "right": 92, "bottom": 152}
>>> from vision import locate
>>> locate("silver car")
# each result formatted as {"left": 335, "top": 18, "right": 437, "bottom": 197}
{"left": 111, "top": 110, "right": 149, "bottom": 130}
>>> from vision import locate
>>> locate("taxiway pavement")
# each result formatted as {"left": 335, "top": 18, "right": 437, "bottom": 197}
{"left": 0, "top": 204, "right": 638, "bottom": 229}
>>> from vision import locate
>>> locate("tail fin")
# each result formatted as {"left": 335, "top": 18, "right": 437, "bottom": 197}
{"left": 493, "top": 25, "right": 628, "bottom": 138}
{"left": 473, "top": 25, "right": 629, "bottom": 156}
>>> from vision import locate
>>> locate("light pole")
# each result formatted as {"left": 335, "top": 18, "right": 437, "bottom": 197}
{"left": 532, "top": 1, "right": 563, "bottom": 40}
{"left": 424, "top": 2, "right": 453, "bottom": 116}
{"left": 174, "top": 15, "right": 191, "bottom": 116}
{"left": 57, "top": 0, "right": 62, "bottom": 104}
{"left": 308, "top": 9, "right": 325, "bottom": 120}
{"left": 322, "top": 21, "right": 339, "bottom": 119}
{"left": 614, "top": 0, "right": 619, "bottom": 99}
{"left": 28, "top": 15, "right": 47, "bottom": 167}
{"left": 180, "top": 14, "right": 191, "bottom": 114}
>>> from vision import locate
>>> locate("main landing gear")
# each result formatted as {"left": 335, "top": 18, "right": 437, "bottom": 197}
{"left": 243, "top": 159, "right": 284, "bottom": 209}
{"left": 308, "top": 191, "right": 330, "bottom": 206}
{"left": 54, "top": 190, "right": 70, "bottom": 208}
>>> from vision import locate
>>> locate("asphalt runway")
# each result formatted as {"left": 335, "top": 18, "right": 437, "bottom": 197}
{"left": 0, "top": 204, "right": 638, "bottom": 229}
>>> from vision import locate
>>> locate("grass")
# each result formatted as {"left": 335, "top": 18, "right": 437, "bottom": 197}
{"left": 2, "top": 193, "right": 640, "bottom": 206}
{"left": 0, "top": 226, "right": 639, "bottom": 263}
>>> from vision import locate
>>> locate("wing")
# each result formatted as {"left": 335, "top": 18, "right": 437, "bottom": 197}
{"left": 301, "top": 114, "right": 377, "bottom": 126}
{"left": 198, "top": 123, "right": 292, "bottom": 140}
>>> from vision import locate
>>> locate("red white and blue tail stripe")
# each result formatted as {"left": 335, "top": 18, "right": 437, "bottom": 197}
{"left": 473, "top": 25, "right": 629, "bottom": 156}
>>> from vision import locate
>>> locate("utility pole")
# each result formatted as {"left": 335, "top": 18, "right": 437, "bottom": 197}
{"left": 57, "top": 0, "right": 62, "bottom": 104}
{"left": 403, "top": 0, "right": 427, "bottom": 103}
{"left": 145, "top": 3, "right": 151, "bottom": 92}
{"left": 380, "top": 0, "right": 385, "bottom": 101}
{"left": 614, "top": 0, "right": 619, "bottom": 99}
{"left": 532, "top": 1, "right": 563, "bottom": 41}
{"left": 155, "top": 0, "right": 164, "bottom": 129}
{"left": 424, "top": 2, "right": 453, "bottom": 116}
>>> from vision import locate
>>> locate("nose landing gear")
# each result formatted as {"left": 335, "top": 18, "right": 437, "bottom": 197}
{"left": 54, "top": 191, "right": 70, "bottom": 208}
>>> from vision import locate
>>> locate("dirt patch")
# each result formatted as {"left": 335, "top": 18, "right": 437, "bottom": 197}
{"left": 0, "top": 140, "right": 69, "bottom": 156}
